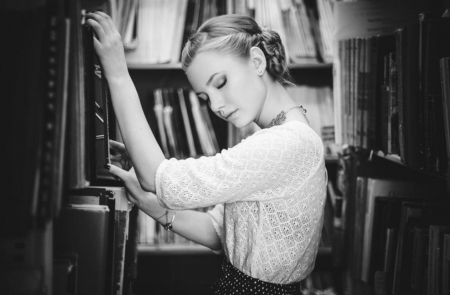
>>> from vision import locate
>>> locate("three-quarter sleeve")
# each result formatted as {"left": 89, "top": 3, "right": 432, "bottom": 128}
{"left": 155, "top": 123, "right": 323, "bottom": 210}
{"left": 206, "top": 204, "right": 224, "bottom": 254}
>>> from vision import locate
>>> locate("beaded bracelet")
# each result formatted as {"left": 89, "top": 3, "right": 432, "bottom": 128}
{"left": 162, "top": 210, "right": 176, "bottom": 231}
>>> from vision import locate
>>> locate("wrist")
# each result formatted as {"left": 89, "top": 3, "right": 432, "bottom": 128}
{"left": 106, "top": 71, "right": 131, "bottom": 86}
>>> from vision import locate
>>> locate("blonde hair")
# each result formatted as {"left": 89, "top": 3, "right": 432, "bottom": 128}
{"left": 181, "top": 14, "right": 295, "bottom": 87}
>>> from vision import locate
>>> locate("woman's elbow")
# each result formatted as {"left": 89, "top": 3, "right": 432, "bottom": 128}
{"left": 139, "top": 178, "right": 155, "bottom": 193}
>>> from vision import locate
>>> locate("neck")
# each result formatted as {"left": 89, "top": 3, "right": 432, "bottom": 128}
{"left": 255, "top": 80, "right": 296, "bottom": 129}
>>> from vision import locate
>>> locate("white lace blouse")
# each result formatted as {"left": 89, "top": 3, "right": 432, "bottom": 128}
{"left": 155, "top": 121, "right": 327, "bottom": 284}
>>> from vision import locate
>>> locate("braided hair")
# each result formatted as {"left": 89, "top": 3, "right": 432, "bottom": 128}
{"left": 181, "top": 14, "right": 295, "bottom": 87}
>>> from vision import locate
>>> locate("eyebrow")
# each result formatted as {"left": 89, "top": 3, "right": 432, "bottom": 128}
{"left": 195, "top": 72, "right": 221, "bottom": 96}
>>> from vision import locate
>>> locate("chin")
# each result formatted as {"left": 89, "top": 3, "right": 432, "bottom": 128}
{"left": 232, "top": 120, "right": 253, "bottom": 129}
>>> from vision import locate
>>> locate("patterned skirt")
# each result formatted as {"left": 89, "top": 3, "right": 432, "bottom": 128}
{"left": 210, "top": 257, "right": 301, "bottom": 295}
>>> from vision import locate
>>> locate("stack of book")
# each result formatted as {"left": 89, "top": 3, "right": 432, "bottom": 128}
{"left": 251, "top": 0, "right": 334, "bottom": 64}
{"left": 123, "top": 0, "right": 333, "bottom": 65}
{"left": 144, "top": 88, "right": 224, "bottom": 159}
{"left": 333, "top": 148, "right": 450, "bottom": 295}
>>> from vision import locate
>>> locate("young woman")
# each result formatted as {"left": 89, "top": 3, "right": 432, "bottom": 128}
{"left": 86, "top": 12, "right": 327, "bottom": 295}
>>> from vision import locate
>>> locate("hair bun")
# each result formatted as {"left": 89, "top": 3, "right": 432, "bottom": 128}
{"left": 255, "top": 28, "right": 291, "bottom": 85}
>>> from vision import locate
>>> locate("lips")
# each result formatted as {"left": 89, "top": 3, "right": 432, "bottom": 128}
{"left": 225, "top": 110, "right": 237, "bottom": 120}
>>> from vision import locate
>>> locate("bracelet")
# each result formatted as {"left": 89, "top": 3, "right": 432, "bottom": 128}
{"left": 162, "top": 210, "right": 176, "bottom": 231}
{"left": 155, "top": 211, "right": 167, "bottom": 221}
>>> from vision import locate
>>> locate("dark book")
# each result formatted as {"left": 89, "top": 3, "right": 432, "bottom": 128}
{"left": 392, "top": 201, "right": 450, "bottom": 295}
{"left": 167, "top": 88, "right": 189, "bottom": 158}
{"left": 443, "top": 233, "right": 450, "bottom": 295}
{"left": 428, "top": 225, "right": 450, "bottom": 295}
{"left": 161, "top": 88, "right": 181, "bottom": 158}
{"left": 67, "top": 187, "right": 116, "bottom": 295}
{"left": 53, "top": 254, "right": 78, "bottom": 295}
{"left": 370, "top": 197, "right": 406, "bottom": 294}
{"left": 410, "top": 225, "right": 429, "bottom": 295}
{"left": 440, "top": 56, "right": 450, "bottom": 193}
{"left": 366, "top": 37, "right": 379, "bottom": 150}
{"left": 388, "top": 52, "right": 399, "bottom": 155}
{"left": 351, "top": 176, "right": 368, "bottom": 279}
{"left": 380, "top": 53, "right": 390, "bottom": 154}
{"left": 177, "top": 88, "right": 197, "bottom": 157}
{"left": 54, "top": 204, "right": 110, "bottom": 295}
{"left": 395, "top": 23, "right": 421, "bottom": 169}
{"left": 359, "top": 178, "right": 440, "bottom": 284}
{"left": 421, "top": 16, "right": 450, "bottom": 173}
{"left": 67, "top": 0, "right": 89, "bottom": 189}
{"left": 373, "top": 35, "right": 396, "bottom": 152}
{"left": 83, "top": 25, "right": 120, "bottom": 186}
{"left": 185, "top": 89, "right": 204, "bottom": 156}
{"left": 357, "top": 38, "right": 369, "bottom": 148}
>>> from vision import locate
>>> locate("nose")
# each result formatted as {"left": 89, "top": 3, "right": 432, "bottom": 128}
{"left": 209, "top": 94, "right": 225, "bottom": 116}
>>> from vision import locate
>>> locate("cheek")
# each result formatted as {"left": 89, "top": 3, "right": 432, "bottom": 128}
{"left": 232, "top": 75, "right": 264, "bottom": 105}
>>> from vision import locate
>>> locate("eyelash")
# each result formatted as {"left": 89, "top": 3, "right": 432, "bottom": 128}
{"left": 217, "top": 78, "right": 227, "bottom": 89}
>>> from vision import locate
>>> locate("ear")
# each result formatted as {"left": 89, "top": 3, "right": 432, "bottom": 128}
{"left": 250, "top": 46, "right": 266, "bottom": 76}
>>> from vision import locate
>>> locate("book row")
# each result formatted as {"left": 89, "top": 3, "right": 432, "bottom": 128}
{"left": 336, "top": 15, "right": 450, "bottom": 176}
{"left": 332, "top": 149, "right": 450, "bottom": 295}
{"left": 121, "top": 0, "right": 334, "bottom": 65}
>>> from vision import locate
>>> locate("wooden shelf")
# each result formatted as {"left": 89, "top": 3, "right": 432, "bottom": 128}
{"left": 137, "top": 244, "right": 216, "bottom": 255}
{"left": 127, "top": 63, "right": 183, "bottom": 70}
{"left": 138, "top": 244, "right": 333, "bottom": 257}
{"left": 127, "top": 62, "right": 333, "bottom": 70}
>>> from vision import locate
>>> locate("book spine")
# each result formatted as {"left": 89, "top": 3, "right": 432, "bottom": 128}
{"left": 428, "top": 225, "right": 438, "bottom": 295}
{"left": 443, "top": 233, "right": 450, "bottom": 295}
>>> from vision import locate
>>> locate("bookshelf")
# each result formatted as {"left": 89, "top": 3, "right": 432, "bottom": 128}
{"left": 330, "top": 1, "right": 450, "bottom": 295}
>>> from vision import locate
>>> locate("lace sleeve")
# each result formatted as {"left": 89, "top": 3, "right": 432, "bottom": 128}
{"left": 155, "top": 123, "right": 323, "bottom": 210}
{"left": 206, "top": 204, "right": 224, "bottom": 254}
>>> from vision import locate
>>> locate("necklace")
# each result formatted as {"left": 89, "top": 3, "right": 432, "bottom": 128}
{"left": 267, "top": 104, "right": 307, "bottom": 128}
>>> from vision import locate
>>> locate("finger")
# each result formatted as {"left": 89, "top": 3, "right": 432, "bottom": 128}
{"left": 86, "top": 12, "right": 113, "bottom": 35}
{"left": 109, "top": 139, "right": 126, "bottom": 153}
{"left": 105, "top": 164, "right": 128, "bottom": 181}
{"left": 85, "top": 18, "right": 106, "bottom": 42}
{"left": 94, "top": 11, "right": 118, "bottom": 33}
{"left": 110, "top": 153, "right": 122, "bottom": 161}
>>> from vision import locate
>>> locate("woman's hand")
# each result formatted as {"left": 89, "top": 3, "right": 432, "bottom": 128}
{"left": 109, "top": 139, "right": 132, "bottom": 171}
{"left": 106, "top": 165, "right": 148, "bottom": 207}
{"left": 85, "top": 11, "right": 128, "bottom": 82}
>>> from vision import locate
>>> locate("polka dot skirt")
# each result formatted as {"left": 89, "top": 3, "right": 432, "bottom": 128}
{"left": 210, "top": 257, "right": 301, "bottom": 295}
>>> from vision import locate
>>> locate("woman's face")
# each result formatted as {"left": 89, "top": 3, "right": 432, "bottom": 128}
{"left": 186, "top": 51, "right": 267, "bottom": 128}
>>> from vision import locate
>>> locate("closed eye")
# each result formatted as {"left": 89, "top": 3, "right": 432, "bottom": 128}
{"left": 217, "top": 78, "right": 227, "bottom": 89}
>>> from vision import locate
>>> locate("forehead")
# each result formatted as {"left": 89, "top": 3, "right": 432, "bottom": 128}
{"left": 186, "top": 51, "right": 249, "bottom": 87}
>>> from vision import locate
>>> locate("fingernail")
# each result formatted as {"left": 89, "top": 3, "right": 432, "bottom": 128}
{"left": 104, "top": 164, "right": 110, "bottom": 170}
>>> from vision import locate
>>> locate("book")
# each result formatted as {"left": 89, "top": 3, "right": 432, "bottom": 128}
{"left": 410, "top": 225, "right": 429, "bottom": 295}
{"left": 428, "top": 225, "right": 450, "bottom": 295}
{"left": 54, "top": 204, "right": 110, "bottom": 295}
{"left": 420, "top": 16, "right": 450, "bottom": 173}
{"left": 153, "top": 88, "right": 170, "bottom": 158}
{"left": 392, "top": 201, "right": 450, "bottom": 295}
{"left": 370, "top": 197, "right": 405, "bottom": 294}
{"left": 68, "top": 0, "right": 89, "bottom": 189}
{"left": 443, "top": 233, "right": 450, "bottom": 295}
{"left": 352, "top": 176, "right": 368, "bottom": 279}
{"left": 83, "top": 25, "right": 120, "bottom": 186}
{"left": 360, "top": 178, "right": 442, "bottom": 284}
{"left": 439, "top": 57, "right": 450, "bottom": 192}
{"left": 177, "top": 88, "right": 197, "bottom": 157}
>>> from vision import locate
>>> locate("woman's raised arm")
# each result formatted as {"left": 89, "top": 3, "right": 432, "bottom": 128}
{"left": 85, "top": 11, "right": 164, "bottom": 192}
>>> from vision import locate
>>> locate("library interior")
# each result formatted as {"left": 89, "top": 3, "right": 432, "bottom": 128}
{"left": 1, "top": 0, "right": 450, "bottom": 294}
